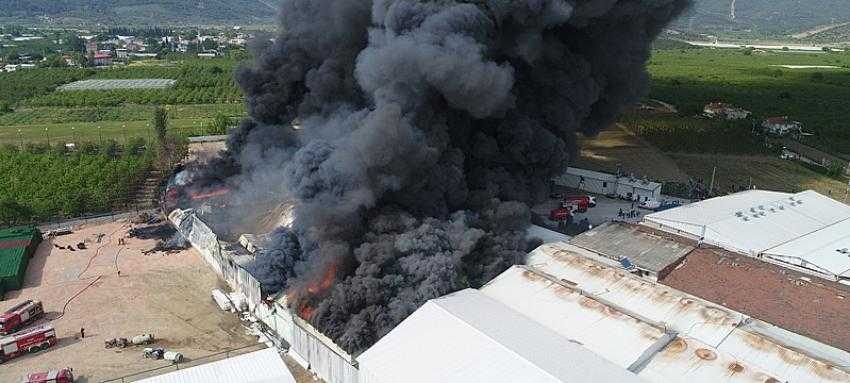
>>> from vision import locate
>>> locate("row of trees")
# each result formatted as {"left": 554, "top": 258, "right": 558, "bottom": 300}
{"left": 0, "top": 145, "right": 152, "bottom": 225}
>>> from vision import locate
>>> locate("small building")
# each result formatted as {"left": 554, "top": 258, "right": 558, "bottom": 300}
{"left": 115, "top": 48, "right": 128, "bottom": 60}
{"left": 553, "top": 167, "right": 662, "bottom": 202}
{"left": 92, "top": 52, "right": 113, "bottom": 66}
{"left": 762, "top": 116, "right": 803, "bottom": 136}
{"left": 703, "top": 102, "right": 751, "bottom": 120}
{"left": 570, "top": 221, "right": 693, "bottom": 281}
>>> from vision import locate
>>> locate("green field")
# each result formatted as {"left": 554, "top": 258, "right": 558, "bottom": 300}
{"left": 0, "top": 57, "right": 246, "bottom": 145}
{"left": 648, "top": 48, "right": 850, "bottom": 156}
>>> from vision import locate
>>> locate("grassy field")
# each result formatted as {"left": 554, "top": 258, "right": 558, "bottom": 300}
{"left": 648, "top": 48, "right": 850, "bottom": 156}
{"left": 670, "top": 153, "right": 850, "bottom": 200}
{"left": 0, "top": 57, "right": 246, "bottom": 145}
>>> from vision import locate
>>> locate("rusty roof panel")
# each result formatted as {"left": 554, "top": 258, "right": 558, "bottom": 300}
{"left": 662, "top": 247, "right": 850, "bottom": 353}
{"left": 526, "top": 243, "right": 744, "bottom": 347}
{"left": 481, "top": 266, "right": 666, "bottom": 368}
{"left": 571, "top": 222, "right": 694, "bottom": 273}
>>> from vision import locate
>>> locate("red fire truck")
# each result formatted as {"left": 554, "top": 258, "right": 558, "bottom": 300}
{"left": 23, "top": 368, "right": 74, "bottom": 383}
{"left": 0, "top": 324, "right": 58, "bottom": 363}
{"left": 1, "top": 300, "right": 44, "bottom": 335}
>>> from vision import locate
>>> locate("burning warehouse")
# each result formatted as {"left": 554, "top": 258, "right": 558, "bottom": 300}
{"left": 168, "top": 0, "right": 691, "bottom": 382}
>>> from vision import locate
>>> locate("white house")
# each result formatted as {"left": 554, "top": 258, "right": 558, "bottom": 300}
{"left": 703, "top": 102, "right": 751, "bottom": 120}
{"left": 553, "top": 167, "right": 662, "bottom": 202}
{"left": 762, "top": 116, "right": 802, "bottom": 136}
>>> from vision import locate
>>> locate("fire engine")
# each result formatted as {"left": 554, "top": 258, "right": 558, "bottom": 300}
{"left": 0, "top": 324, "right": 58, "bottom": 363}
{"left": 1, "top": 300, "right": 44, "bottom": 335}
{"left": 22, "top": 368, "right": 74, "bottom": 383}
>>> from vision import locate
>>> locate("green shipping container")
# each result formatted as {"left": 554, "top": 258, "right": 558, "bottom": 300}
{"left": 0, "top": 247, "right": 29, "bottom": 292}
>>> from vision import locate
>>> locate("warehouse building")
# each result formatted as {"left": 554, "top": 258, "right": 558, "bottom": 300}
{"left": 662, "top": 246, "right": 850, "bottom": 353}
{"left": 356, "top": 242, "right": 850, "bottom": 382}
{"left": 514, "top": 243, "right": 850, "bottom": 381}
{"left": 553, "top": 167, "right": 662, "bottom": 201}
{"left": 570, "top": 221, "right": 693, "bottom": 280}
{"left": 0, "top": 226, "right": 41, "bottom": 296}
{"left": 643, "top": 189, "right": 850, "bottom": 281}
{"left": 357, "top": 288, "right": 645, "bottom": 383}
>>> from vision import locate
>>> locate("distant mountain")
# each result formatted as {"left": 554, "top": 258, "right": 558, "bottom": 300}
{"left": 674, "top": 0, "right": 850, "bottom": 38}
{"left": 0, "top": 0, "right": 278, "bottom": 25}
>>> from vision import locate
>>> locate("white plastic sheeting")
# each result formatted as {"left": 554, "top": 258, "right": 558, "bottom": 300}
{"left": 136, "top": 348, "right": 294, "bottom": 383}
{"left": 358, "top": 289, "right": 645, "bottom": 383}
{"left": 169, "top": 209, "right": 264, "bottom": 311}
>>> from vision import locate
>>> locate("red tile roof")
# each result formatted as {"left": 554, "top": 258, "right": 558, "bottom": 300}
{"left": 661, "top": 247, "right": 850, "bottom": 352}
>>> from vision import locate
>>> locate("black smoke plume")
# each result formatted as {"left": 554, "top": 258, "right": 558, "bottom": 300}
{"left": 201, "top": 0, "right": 688, "bottom": 354}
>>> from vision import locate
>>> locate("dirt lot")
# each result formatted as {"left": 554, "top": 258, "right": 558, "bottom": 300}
{"left": 0, "top": 219, "right": 258, "bottom": 382}
{"left": 575, "top": 124, "right": 689, "bottom": 183}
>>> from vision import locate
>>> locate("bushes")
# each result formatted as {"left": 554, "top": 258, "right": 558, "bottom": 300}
{"left": 627, "top": 115, "right": 773, "bottom": 155}
{"left": 0, "top": 145, "right": 152, "bottom": 223}
{"left": 0, "top": 67, "right": 92, "bottom": 107}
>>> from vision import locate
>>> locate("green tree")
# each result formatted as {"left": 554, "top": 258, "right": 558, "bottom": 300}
{"left": 152, "top": 106, "right": 169, "bottom": 147}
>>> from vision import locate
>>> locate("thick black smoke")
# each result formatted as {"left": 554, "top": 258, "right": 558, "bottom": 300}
{"left": 208, "top": 0, "right": 688, "bottom": 354}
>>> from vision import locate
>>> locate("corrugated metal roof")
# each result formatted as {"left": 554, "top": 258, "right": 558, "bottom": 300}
{"left": 526, "top": 225, "right": 571, "bottom": 245}
{"left": 526, "top": 243, "right": 744, "bottom": 346}
{"left": 523, "top": 242, "right": 850, "bottom": 383}
{"left": 763, "top": 218, "right": 850, "bottom": 278}
{"left": 564, "top": 167, "right": 617, "bottom": 181}
{"left": 358, "top": 289, "right": 646, "bottom": 383}
{"left": 0, "top": 247, "right": 29, "bottom": 291}
{"left": 644, "top": 190, "right": 850, "bottom": 277}
{"left": 135, "top": 348, "right": 294, "bottom": 383}
{"left": 481, "top": 266, "right": 666, "bottom": 367}
{"left": 571, "top": 222, "right": 693, "bottom": 273}
{"left": 639, "top": 335, "right": 781, "bottom": 383}
{"left": 0, "top": 247, "right": 26, "bottom": 277}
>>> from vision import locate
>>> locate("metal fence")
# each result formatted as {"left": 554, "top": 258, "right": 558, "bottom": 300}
{"left": 99, "top": 343, "right": 269, "bottom": 383}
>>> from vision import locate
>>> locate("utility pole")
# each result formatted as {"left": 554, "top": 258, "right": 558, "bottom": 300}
{"left": 708, "top": 166, "right": 717, "bottom": 196}
{"left": 45, "top": 128, "right": 50, "bottom": 146}
{"left": 98, "top": 126, "right": 103, "bottom": 146}
{"left": 17, "top": 129, "right": 22, "bottom": 150}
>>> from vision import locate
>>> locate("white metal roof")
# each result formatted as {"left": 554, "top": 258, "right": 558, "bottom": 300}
{"left": 644, "top": 190, "right": 850, "bottom": 273}
{"left": 763, "top": 217, "right": 850, "bottom": 278}
{"left": 135, "top": 348, "right": 295, "bottom": 383}
{"left": 520, "top": 242, "right": 850, "bottom": 383}
{"left": 565, "top": 167, "right": 617, "bottom": 181}
{"left": 526, "top": 224, "right": 571, "bottom": 245}
{"left": 481, "top": 266, "right": 667, "bottom": 368}
{"left": 526, "top": 243, "right": 745, "bottom": 346}
{"left": 357, "top": 289, "right": 646, "bottom": 383}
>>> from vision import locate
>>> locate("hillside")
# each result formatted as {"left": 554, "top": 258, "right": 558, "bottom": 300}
{"left": 0, "top": 0, "right": 277, "bottom": 25}
{"left": 675, "top": 0, "right": 850, "bottom": 38}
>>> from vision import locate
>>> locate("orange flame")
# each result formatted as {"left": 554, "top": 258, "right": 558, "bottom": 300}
{"left": 307, "top": 262, "right": 339, "bottom": 295}
{"left": 299, "top": 305, "right": 315, "bottom": 320}
{"left": 189, "top": 187, "right": 230, "bottom": 200}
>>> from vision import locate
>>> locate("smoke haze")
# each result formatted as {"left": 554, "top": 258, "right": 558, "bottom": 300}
{"left": 204, "top": 0, "right": 689, "bottom": 354}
